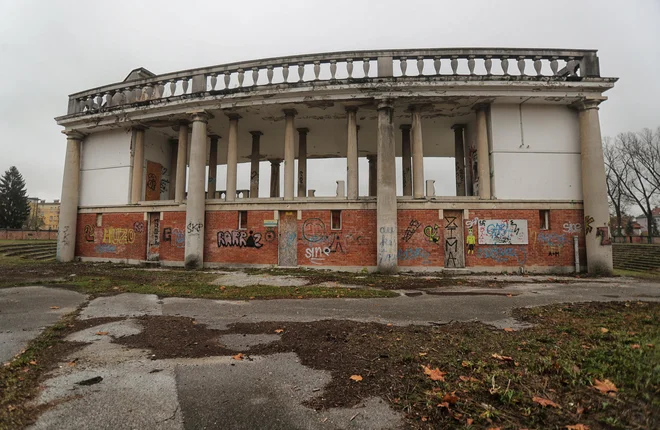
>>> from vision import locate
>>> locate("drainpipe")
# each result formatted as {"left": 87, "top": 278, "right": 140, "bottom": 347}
{"left": 574, "top": 236, "right": 580, "bottom": 273}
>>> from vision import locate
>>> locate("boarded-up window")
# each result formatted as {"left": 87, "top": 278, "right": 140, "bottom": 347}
{"left": 540, "top": 210, "right": 550, "bottom": 230}
{"left": 331, "top": 210, "right": 341, "bottom": 230}
{"left": 239, "top": 211, "right": 248, "bottom": 230}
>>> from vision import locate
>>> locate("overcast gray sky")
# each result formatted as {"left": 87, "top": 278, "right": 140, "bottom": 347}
{"left": 1, "top": 0, "right": 658, "bottom": 201}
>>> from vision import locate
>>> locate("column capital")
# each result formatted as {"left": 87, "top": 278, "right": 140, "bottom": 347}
{"left": 132, "top": 125, "right": 148, "bottom": 131}
{"left": 451, "top": 123, "right": 466, "bottom": 131}
{"left": 190, "top": 112, "right": 210, "bottom": 123}
{"left": 345, "top": 106, "right": 359, "bottom": 113}
{"left": 296, "top": 128, "right": 309, "bottom": 134}
{"left": 572, "top": 99, "right": 602, "bottom": 111}
{"left": 283, "top": 108, "right": 297, "bottom": 117}
{"left": 62, "top": 130, "right": 85, "bottom": 140}
{"left": 208, "top": 134, "right": 221, "bottom": 141}
{"left": 377, "top": 99, "right": 395, "bottom": 110}
{"left": 366, "top": 154, "right": 377, "bottom": 162}
{"left": 472, "top": 103, "right": 490, "bottom": 112}
{"left": 399, "top": 124, "right": 411, "bottom": 131}
{"left": 249, "top": 130, "right": 263, "bottom": 137}
{"left": 269, "top": 158, "right": 283, "bottom": 164}
{"left": 225, "top": 112, "right": 241, "bottom": 121}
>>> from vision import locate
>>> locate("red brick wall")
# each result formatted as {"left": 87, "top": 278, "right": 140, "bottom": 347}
{"left": 397, "top": 210, "right": 445, "bottom": 267}
{"left": 76, "top": 213, "right": 147, "bottom": 260}
{"left": 298, "top": 210, "right": 377, "bottom": 267}
{"left": 73, "top": 208, "right": 587, "bottom": 269}
{"left": 204, "top": 210, "right": 278, "bottom": 265}
{"left": 465, "top": 209, "right": 585, "bottom": 268}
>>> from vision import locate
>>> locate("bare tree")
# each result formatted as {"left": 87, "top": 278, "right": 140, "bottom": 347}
{"left": 612, "top": 132, "right": 660, "bottom": 243}
{"left": 603, "top": 138, "right": 630, "bottom": 237}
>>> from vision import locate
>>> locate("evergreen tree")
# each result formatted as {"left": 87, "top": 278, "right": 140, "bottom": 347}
{"left": 0, "top": 166, "right": 31, "bottom": 228}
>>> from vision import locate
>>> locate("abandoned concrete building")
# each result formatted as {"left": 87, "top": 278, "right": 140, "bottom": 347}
{"left": 54, "top": 48, "right": 616, "bottom": 273}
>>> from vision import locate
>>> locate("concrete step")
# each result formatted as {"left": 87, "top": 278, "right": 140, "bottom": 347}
{"left": 4, "top": 247, "right": 57, "bottom": 257}
{"left": 0, "top": 244, "right": 57, "bottom": 253}
{"left": 22, "top": 249, "right": 56, "bottom": 259}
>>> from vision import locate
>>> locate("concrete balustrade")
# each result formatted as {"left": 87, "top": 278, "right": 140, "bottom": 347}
{"left": 65, "top": 49, "right": 602, "bottom": 115}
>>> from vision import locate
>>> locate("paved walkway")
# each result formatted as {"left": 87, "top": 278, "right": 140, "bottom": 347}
{"left": 4, "top": 277, "right": 658, "bottom": 429}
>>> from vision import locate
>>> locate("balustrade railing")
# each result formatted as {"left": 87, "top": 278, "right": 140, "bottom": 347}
{"left": 66, "top": 48, "right": 601, "bottom": 115}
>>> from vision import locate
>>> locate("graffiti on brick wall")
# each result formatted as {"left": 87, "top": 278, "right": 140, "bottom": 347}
{"left": 264, "top": 227, "right": 276, "bottom": 242}
{"left": 302, "top": 218, "right": 327, "bottom": 243}
{"left": 345, "top": 233, "right": 369, "bottom": 246}
{"left": 466, "top": 228, "right": 476, "bottom": 255}
{"left": 402, "top": 219, "right": 421, "bottom": 242}
{"left": 423, "top": 224, "right": 441, "bottom": 244}
{"left": 95, "top": 244, "right": 117, "bottom": 253}
{"left": 465, "top": 217, "right": 480, "bottom": 228}
{"left": 305, "top": 246, "right": 331, "bottom": 264}
{"left": 397, "top": 247, "right": 431, "bottom": 265}
{"left": 133, "top": 221, "right": 144, "bottom": 233}
{"left": 444, "top": 216, "right": 458, "bottom": 267}
{"left": 163, "top": 227, "right": 171, "bottom": 242}
{"left": 477, "top": 219, "right": 528, "bottom": 245}
{"left": 217, "top": 230, "right": 263, "bottom": 248}
{"left": 562, "top": 222, "right": 582, "bottom": 234}
{"left": 596, "top": 227, "right": 611, "bottom": 245}
{"left": 172, "top": 228, "right": 185, "bottom": 248}
{"left": 535, "top": 231, "right": 569, "bottom": 257}
{"left": 84, "top": 225, "right": 95, "bottom": 242}
{"left": 102, "top": 227, "right": 136, "bottom": 245}
{"left": 476, "top": 247, "right": 527, "bottom": 265}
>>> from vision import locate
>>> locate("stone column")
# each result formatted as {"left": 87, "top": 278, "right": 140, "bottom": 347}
{"left": 400, "top": 124, "right": 412, "bottom": 196}
{"left": 367, "top": 155, "right": 377, "bottom": 197}
{"left": 376, "top": 100, "right": 398, "bottom": 273}
{"left": 297, "top": 128, "right": 308, "bottom": 198}
{"left": 250, "top": 131, "right": 262, "bottom": 198}
{"left": 168, "top": 139, "right": 178, "bottom": 200}
{"left": 130, "top": 127, "right": 146, "bottom": 204}
{"left": 475, "top": 104, "right": 491, "bottom": 199}
{"left": 56, "top": 130, "right": 83, "bottom": 262}
{"left": 270, "top": 160, "right": 281, "bottom": 197}
{"left": 577, "top": 100, "right": 613, "bottom": 274}
{"left": 283, "top": 109, "right": 296, "bottom": 200}
{"left": 346, "top": 107, "right": 359, "bottom": 199}
{"left": 411, "top": 107, "right": 425, "bottom": 199}
{"left": 174, "top": 122, "right": 189, "bottom": 203}
{"left": 452, "top": 124, "right": 466, "bottom": 196}
{"left": 208, "top": 135, "right": 219, "bottom": 199}
{"left": 184, "top": 112, "right": 208, "bottom": 269}
{"left": 226, "top": 114, "right": 240, "bottom": 202}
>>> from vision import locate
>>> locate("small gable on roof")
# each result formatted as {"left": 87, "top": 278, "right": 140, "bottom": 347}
{"left": 123, "top": 67, "right": 156, "bottom": 82}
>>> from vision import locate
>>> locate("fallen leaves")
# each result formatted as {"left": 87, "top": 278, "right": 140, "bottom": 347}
{"left": 630, "top": 344, "right": 640, "bottom": 349}
{"left": 600, "top": 327, "right": 609, "bottom": 333}
{"left": 418, "top": 352, "right": 427, "bottom": 357}
{"left": 422, "top": 365, "right": 447, "bottom": 381}
{"left": 593, "top": 379, "right": 617, "bottom": 396}
{"left": 349, "top": 374, "right": 363, "bottom": 382}
{"left": 95, "top": 331, "right": 109, "bottom": 336}
{"left": 274, "top": 329, "right": 285, "bottom": 334}
{"left": 49, "top": 306, "right": 60, "bottom": 309}
{"left": 442, "top": 392, "right": 459, "bottom": 404}
{"left": 566, "top": 424, "right": 590, "bottom": 430}
{"left": 532, "top": 396, "right": 561, "bottom": 408}
{"left": 459, "top": 375, "right": 480, "bottom": 383}
{"left": 491, "top": 353, "right": 514, "bottom": 362}
{"left": 503, "top": 327, "right": 515, "bottom": 332}
{"left": 232, "top": 353, "right": 244, "bottom": 361}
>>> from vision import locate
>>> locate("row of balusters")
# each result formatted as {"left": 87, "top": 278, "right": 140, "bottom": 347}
{"left": 74, "top": 55, "right": 580, "bottom": 113}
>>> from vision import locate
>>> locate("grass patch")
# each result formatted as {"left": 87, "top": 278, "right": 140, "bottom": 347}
{"left": 614, "top": 268, "right": 660, "bottom": 280}
{"left": 123, "top": 301, "right": 656, "bottom": 429}
{"left": 56, "top": 274, "right": 397, "bottom": 300}
{"left": 0, "top": 311, "right": 82, "bottom": 429}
